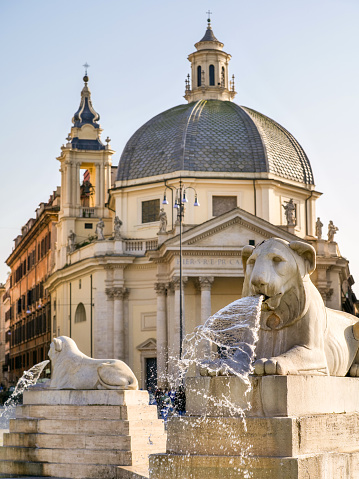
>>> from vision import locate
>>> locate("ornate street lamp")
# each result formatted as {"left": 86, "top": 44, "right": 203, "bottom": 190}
{"left": 162, "top": 180, "right": 200, "bottom": 359}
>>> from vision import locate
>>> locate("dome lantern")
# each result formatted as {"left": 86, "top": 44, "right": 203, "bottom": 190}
{"left": 184, "top": 17, "right": 236, "bottom": 103}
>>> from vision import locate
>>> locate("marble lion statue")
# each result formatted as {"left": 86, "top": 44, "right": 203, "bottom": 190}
{"left": 47, "top": 336, "right": 138, "bottom": 390}
{"left": 242, "top": 238, "right": 359, "bottom": 376}
{"left": 200, "top": 238, "right": 359, "bottom": 377}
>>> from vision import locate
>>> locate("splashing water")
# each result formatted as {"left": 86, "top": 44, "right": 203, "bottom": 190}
{"left": 0, "top": 360, "right": 49, "bottom": 429}
{"left": 154, "top": 295, "right": 263, "bottom": 478}
{"left": 181, "top": 295, "right": 263, "bottom": 388}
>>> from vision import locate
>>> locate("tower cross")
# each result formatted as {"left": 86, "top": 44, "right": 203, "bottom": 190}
{"left": 83, "top": 62, "right": 90, "bottom": 76}
{"left": 206, "top": 10, "right": 212, "bottom": 21}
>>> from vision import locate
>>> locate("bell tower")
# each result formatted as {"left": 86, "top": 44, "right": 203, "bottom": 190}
{"left": 184, "top": 16, "right": 236, "bottom": 103}
{"left": 56, "top": 72, "right": 114, "bottom": 267}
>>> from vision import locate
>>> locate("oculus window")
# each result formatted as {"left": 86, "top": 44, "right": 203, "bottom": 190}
{"left": 142, "top": 199, "right": 160, "bottom": 223}
{"left": 212, "top": 196, "right": 237, "bottom": 216}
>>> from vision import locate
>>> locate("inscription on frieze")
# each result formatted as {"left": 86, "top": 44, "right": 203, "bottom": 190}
{"left": 175, "top": 257, "right": 242, "bottom": 267}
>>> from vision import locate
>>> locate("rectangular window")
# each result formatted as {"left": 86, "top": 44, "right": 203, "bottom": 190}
{"left": 212, "top": 196, "right": 237, "bottom": 216}
{"left": 142, "top": 199, "right": 160, "bottom": 224}
{"left": 84, "top": 223, "right": 93, "bottom": 229}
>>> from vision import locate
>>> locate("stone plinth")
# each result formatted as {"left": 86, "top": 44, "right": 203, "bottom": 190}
{"left": 186, "top": 375, "right": 359, "bottom": 417}
{"left": 0, "top": 389, "right": 166, "bottom": 479}
{"left": 149, "top": 376, "right": 359, "bottom": 479}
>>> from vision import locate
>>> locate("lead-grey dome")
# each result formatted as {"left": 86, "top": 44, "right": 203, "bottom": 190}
{"left": 116, "top": 100, "right": 314, "bottom": 185}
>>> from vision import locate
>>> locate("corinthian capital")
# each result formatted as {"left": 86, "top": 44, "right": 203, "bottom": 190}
{"left": 172, "top": 276, "right": 188, "bottom": 290}
{"left": 198, "top": 276, "right": 214, "bottom": 291}
{"left": 154, "top": 283, "right": 167, "bottom": 295}
{"left": 106, "top": 287, "right": 129, "bottom": 300}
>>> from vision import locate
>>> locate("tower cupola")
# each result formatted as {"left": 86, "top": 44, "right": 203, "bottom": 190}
{"left": 68, "top": 74, "right": 105, "bottom": 151}
{"left": 56, "top": 71, "right": 114, "bottom": 268}
{"left": 184, "top": 17, "right": 236, "bottom": 102}
{"left": 72, "top": 75, "right": 101, "bottom": 128}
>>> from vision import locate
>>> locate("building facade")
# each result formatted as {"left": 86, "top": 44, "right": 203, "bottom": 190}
{"left": 5, "top": 191, "right": 59, "bottom": 383}
{"left": 42, "top": 20, "right": 357, "bottom": 390}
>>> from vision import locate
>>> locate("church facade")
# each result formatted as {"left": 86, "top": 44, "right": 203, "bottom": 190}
{"left": 45, "top": 20, "right": 356, "bottom": 389}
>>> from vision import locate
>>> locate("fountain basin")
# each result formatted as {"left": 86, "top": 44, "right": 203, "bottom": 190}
{"left": 150, "top": 375, "right": 359, "bottom": 479}
{"left": 186, "top": 375, "right": 359, "bottom": 417}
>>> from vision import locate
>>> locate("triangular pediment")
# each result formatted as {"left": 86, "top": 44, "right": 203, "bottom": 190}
{"left": 136, "top": 338, "right": 157, "bottom": 351}
{"left": 160, "top": 207, "right": 300, "bottom": 251}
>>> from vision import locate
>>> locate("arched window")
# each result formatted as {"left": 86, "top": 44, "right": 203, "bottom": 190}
{"left": 74, "top": 302, "right": 86, "bottom": 323}
{"left": 197, "top": 65, "right": 202, "bottom": 87}
{"left": 221, "top": 67, "right": 225, "bottom": 87}
{"left": 209, "top": 65, "right": 215, "bottom": 86}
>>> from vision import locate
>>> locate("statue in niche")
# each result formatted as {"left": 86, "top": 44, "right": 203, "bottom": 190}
{"left": 67, "top": 230, "right": 76, "bottom": 253}
{"left": 158, "top": 208, "right": 168, "bottom": 234}
{"left": 95, "top": 218, "right": 105, "bottom": 240}
{"left": 47, "top": 336, "right": 138, "bottom": 390}
{"left": 327, "top": 220, "right": 339, "bottom": 242}
{"left": 315, "top": 217, "right": 323, "bottom": 239}
{"left": 114, "top": 216, "right": 123, "bottom": 240}
{"left": 282, "top": 199, "right": 296, "bottom": 226}
{"left": 199, "top": 237, "right": 359, "bottom": 377}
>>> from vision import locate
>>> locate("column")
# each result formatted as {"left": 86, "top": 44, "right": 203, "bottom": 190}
{"left": 95, "top": 165, "right": 100, "bottom": 207}
{"left": 104, "top": 161, "right": 111, "bottom": 202}
{"left": 65, "top": 161, "right": 72, "bottom": 206}
{"left": 198, "top": 276, "right": 214, "bottom": 359}
{"left": 75, "top": 162, "right": 81, "bottom": 207}
{"left": 170, "top": 276, "right": 187, "bottom": 386}
{"left": 71, "top": 162, "right": 77, "bottom": 207}
{"left": 99, "top": 164, "right": 104, "bottom": 208}
{"left": 113, "top": 287, "right": 128, "bottom": 361}
{"left": 155, "top": 283, "right": 168, "bottom": 388}
{"left": 106, "top": 286, "right": 127, "bottom": 360}
{"left": 198, "top": 276, "right": 214, "bottom": 325}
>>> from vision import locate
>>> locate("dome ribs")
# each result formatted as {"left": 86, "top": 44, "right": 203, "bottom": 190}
{"left": 116, "top": 101, "right": 314, "bottom": 186}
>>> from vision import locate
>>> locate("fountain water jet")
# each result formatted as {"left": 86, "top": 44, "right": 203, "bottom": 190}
{"left": 150, "top": 238, "right": 359, "bottom": 478}
{"left": 0, "top": 360, "right": 49, "bottom": 430}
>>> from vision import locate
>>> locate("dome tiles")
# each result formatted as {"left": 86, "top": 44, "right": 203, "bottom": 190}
{"left": 116, "top": 99, "right": 314, "bottom": 186}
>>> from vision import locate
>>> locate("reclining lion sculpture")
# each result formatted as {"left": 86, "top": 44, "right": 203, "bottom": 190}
{"left": 47, "top": 336, "right": 138, "bottom": 390}
{"left": 202, "top": 238, "right": 359, "bottom": 377}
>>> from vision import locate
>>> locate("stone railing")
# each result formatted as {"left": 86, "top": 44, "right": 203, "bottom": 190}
{"left": 68, "top": 237, "right": 159, "bottom": 263}
{"left": 80, "top": 207, "right": 96, "bottom": 218}
{"left": 124, "top": 239, "right": 158, "bottom": 255}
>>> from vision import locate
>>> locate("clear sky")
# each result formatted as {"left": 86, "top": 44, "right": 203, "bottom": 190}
{"left": 1, "top": 0, "right": 358, "bottom": 292}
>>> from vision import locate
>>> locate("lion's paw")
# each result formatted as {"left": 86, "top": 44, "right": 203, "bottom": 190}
{"left": 254, "top": 357, "right": 290, "bottom": 375}
{"left": 349, "top": 364, "right": 359, "bottom": 377}
{"left": 199, "top": 359, "right": 231, "bottom": 377}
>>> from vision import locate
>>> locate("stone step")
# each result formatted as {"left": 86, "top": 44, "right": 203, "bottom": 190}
{"left": 149, "top": 451, "right": 359, "bottom": 479}
{"left": 4, "top": 432, "right": 166, "bottom": 451}
{"left": 23, "top": 389, "right": 149, "bottom": 407}
{"left": 9, "top": 418, "right": 164, "bottom": 436}
{"left": 166, "top": 413, "right": 359, "bottom": 457}
{"left": 16, "top": 404, "right": 158, "bottom": 421}
{"left": 116, "top": 465, "right": 149, "bottom": 479}
{"left": 0, "top": 461, "right": 119, "bottom": 479}
{"left": 0, "top": 446, "right": 151, "bottom": 466}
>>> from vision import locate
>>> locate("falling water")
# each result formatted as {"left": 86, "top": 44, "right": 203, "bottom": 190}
{"left": 153, "top": 295, "right": 263, "bottom": 478}
{"left": 0, "top": 360, "right": 49, "bottom": 429}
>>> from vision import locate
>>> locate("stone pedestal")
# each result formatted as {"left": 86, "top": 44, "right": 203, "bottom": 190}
{"left": 0, "top": 389, "right": 166, "bottom": 479}
{"left": 149, "top": 376, "right": 359, "bottom": 478}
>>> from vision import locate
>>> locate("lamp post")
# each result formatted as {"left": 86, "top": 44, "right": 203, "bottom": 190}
{"left": 162, "top": 180, "right": 200, "bottom": 359}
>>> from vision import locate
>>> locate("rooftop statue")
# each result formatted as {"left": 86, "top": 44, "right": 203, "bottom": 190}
{"left": 201, "top": 238, "right": 359, "bottom": 377}
{"left": 114, "top": 216, "right": 123, "bottom": 240}
{"left": 47, "top": 336, "right": 138, "bottom": 390}
{"left": 282, "top": 199, "right": 296, "bottom": 226}
{"left": 315, "top": 217, "right": 323, "bottom": 239}
{"left": 327, "top": 220, "right": 339, "bottom": 242}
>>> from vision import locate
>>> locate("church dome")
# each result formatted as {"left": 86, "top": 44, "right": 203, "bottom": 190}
{"left": 116, "top": 99, "right": 314, "bottom": 185}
